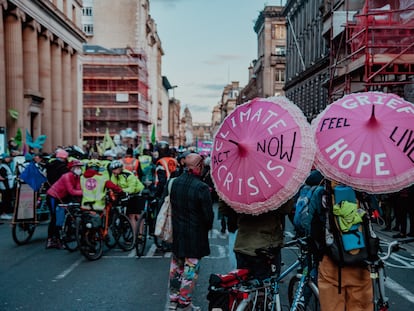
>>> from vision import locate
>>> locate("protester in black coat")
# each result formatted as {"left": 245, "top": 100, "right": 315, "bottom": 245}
{"left": 165, "top": 153, "right": 214, "bottom": 310}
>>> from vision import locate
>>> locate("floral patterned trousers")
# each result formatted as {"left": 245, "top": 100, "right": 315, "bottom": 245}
{"left": 169, "top": 254, "right": 200, "bottom": 305}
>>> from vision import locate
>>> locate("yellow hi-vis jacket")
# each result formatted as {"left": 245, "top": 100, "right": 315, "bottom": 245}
{"left": 81, "top": 174, "right": 107, "bottom": 211}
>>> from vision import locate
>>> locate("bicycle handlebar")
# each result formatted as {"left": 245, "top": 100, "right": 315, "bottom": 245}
{"left": 120, "top": 189, "right": 154, "bottom": 202}
{"left": 379, "top": 237, "right": 414, "bottom": 261}
{"left": 284, "top": 236, "right": 308, "bottom": 248}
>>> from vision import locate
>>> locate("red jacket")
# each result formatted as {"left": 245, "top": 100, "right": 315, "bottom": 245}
{"left": 47, "top": 171, "right": 82, "bottom": 201}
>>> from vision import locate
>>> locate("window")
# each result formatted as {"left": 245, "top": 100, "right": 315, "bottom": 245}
{"left": 272, "top": 24, "right": 286, "bottom": 39}
{"left": 83, "top": 24, "right": 94, "bottom": 35}
{"left": 230, "top": 90, "right": 239, "bottom": 98}
{"left": 275, "top": 46, "right": 286, "bottom": 56}
{"left": 83, "top": 7, "right": 93, "bottom": 16}
{"left": 275, "top": 70, "right": 285, "bottom": 82}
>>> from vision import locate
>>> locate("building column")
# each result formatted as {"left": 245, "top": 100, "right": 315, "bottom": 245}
{"left": 71, "top": 51, "right": 81, "bottom": 146}
{"left": 51, "top": 37, "right": 64, "bottom": 146}
{"left": 4, "top": 8, "right": 25, "bottom": 140}
{"left": 23, "top": 20, "right": 42, "bottom": 140}
{"left": 38, "top": 30, "right": 53, "bottom": 152}
{"left": 0, "top": 0, "right": 8, "bottom": 128}
{"left": 62, "top": 45, "right": 72, "bottom": 145}
{"left": 23, "top": 20, "right": 40, "bottom": 93}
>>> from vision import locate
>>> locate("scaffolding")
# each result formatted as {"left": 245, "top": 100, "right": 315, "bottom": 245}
{"left": 328, "top": 1, "right": 414, "bottom": 102}
{"left": 82, "top": 48, "right": 150, "bottom": 143}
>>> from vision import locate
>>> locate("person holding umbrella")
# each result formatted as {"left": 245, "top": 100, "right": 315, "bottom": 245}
{"left": 310, "top": 91, "right": 414, "bottom": 311}
{"left": 233, "top": 199, "right": 294, "bottom": 280}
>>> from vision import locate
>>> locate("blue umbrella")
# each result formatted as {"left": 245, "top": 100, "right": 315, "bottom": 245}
{"left": 19, "top": 162, "right": 47, "bottom": 192}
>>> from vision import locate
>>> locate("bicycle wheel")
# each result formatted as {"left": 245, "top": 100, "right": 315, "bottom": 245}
{"left": 76, "top": 218, "right": 103, "bottom": 261}
{"left": 12, "top": 223, "right": 36, "bottom": 245}
{"left": 116, "top": 214, "right": 135, "bottom": 251}
{"left": 62, "top": 214, "right": 78, "bottom": 251}
{"left": 288, "top": 275, "right": 320, "bottom": 311}
{"left": 135, "top": 214, "right": 148, "bottom": 257}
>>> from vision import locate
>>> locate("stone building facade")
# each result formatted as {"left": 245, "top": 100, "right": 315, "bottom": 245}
{"left": 283, "top": 0, "right": 330, "bottom": 121}
{"left": 238, "top": 6, "right": 287, "bottom": 105}
{"left": 0, "top": 0, "right": 86, "bottom": 152}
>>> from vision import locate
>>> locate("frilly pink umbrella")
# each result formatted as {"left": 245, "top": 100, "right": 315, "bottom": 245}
{"left": 211, "top": 96, "right": 315, "bottom": 215}
{"left": 312, "top": 91, "right": 414, "bottom": 194}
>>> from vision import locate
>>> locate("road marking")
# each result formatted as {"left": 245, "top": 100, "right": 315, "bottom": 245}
{"left": 146, "top": 243, "right": 157, "bottom": 257}
{"left": 386, "top": 277, "right": 414, "bottom": 304}
{"left": 127, "top": 248, "right": 136, "bottom": 257}
{"left": 384, "top": 253, "right": 414, "bottom": 269}
{"left": 52, "top": 258, "right": 83, "bottom": 281}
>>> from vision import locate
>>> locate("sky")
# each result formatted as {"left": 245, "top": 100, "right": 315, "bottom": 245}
{"left": 150, "top": 0, "right": 287, "bottom": 123}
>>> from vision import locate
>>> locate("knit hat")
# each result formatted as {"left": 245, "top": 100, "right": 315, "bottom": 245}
{"left": 55, "top": 149, "right": 69, "bottom": 159}
{"left": 185, "top": 153, "right": 203, "bottom": 169}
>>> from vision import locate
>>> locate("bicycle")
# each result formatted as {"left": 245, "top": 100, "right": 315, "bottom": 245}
{"left": 59, "top": 202, "right": 82, "bottom": 252}
{"left": 210, "top": 237, "right": 319, "bottom": 311}
{"left": 287, "top": 238, "right": 320, "bottom": 311}
{"left": 133, "top": 189, "right": 162, "bottom": 257}
{"left": 110, "top": 197, "right": 136, "bottom": 251}
{"left": 368, "top": 237, "right": 414, "bottom": 311}
{"left": 11, "top": 180, "right": 50, "bottom": 245}
{"left": 76, "top": 190, "right": 135, "bottom": 261}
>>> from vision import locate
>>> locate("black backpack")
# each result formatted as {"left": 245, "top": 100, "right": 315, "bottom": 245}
{"left": 322, "top": 182, "right": 380, "bottom": 267}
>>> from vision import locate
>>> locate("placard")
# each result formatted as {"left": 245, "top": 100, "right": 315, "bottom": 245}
{"left": 14, "top": 183, "right": 35, "bottom": 221}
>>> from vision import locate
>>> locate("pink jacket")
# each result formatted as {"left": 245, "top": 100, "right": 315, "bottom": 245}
{"left": 47, "top": 172, "right": 82, "bottom": 201}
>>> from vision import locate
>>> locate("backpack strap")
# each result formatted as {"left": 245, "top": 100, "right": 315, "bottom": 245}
{"left": 322, "top": 180, "right": 344, "bottom": 294}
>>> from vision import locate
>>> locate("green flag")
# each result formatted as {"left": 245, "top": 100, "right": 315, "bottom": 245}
{"left": 14, "top": 128, "right": 22, "bottom": 148}
{"left": 151, "top": 124, "right": 156, "bottom": 144}
{"left": 102, "top": 128, "right": 115, "bottom": 150}
{"left": 8, "top": 108, "right": 19, "bottom": 120}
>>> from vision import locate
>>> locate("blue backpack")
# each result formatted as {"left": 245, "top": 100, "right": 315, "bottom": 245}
{"left": 293, "top": 185, "right": 318, "bottom": 235}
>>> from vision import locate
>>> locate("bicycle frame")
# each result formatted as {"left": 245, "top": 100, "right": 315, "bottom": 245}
{"left": 369, "top": 258, "right": 388, "bottom": 311}
{"left": 76, "top": 191, "right": 119, "bottom": 260}
{"left": 368, "top": 238, "right": 414, "bottom": 311}
{"left": 233, "top": 258, "right": 301, "bottom": 311}
{"left": 229, "top": 237, "right": 319, "bottom": 311}
{"left": 80, "top": 201, "right": 111, "bottom": 236}
{"left": 288, "top": 239, "right": 319, "bottom": 311}
{"left": 289, "top": 265, "right": 319, "bottom": 311}
{"left": 135, "top": 189, "right": 161, "bottom": 256}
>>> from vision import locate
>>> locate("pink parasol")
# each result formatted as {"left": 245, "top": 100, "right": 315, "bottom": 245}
{"left": 211, "top": 97, "right": 315, "bottom": 215}
{"left": 312, "top": 91, "right": 414, "bottom": 194}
